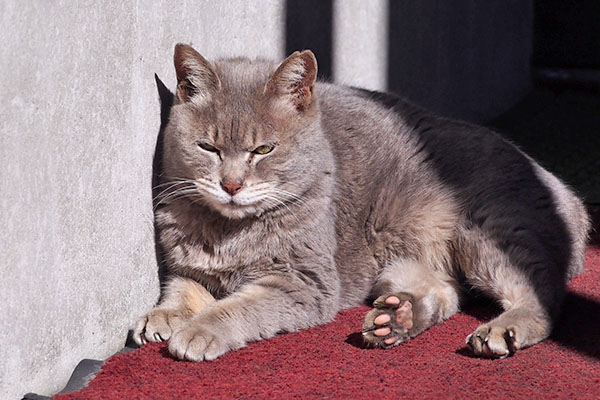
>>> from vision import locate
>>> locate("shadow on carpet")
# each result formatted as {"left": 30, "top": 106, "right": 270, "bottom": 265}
{"left": 56, "top": 246, "right": 600, "bottom": 399}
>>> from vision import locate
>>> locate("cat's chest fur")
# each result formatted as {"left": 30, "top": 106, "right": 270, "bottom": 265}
{"left": 155, "top": 202, "right": 300, "bottom": 295}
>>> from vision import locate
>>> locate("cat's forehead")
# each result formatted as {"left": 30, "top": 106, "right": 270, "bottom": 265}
{"left": 213, "top": 58, "right": 277, "bottom": 96}
{"left": 174, "top": 57, "right": 286, "bottom": 144}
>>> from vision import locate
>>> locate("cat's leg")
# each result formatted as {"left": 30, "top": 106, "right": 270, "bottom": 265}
{"left": 132, "top": 276, "right": 215, "bottom": 345}
{"left": 362, "top": 258, "right": 460, "bottom": 348}
{"left": 167, "top": 257, "right": 340, "bottom": 361}
{"left": 459, "top": 228, "right": 562, "bottom": 358}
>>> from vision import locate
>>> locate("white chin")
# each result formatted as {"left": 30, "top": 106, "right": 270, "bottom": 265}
{"left": 212, "top": 202, "right": 261, "bottom": 219}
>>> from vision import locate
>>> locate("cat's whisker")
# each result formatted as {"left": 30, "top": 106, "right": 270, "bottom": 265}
{"left": 267, "top": 191, "right": 309, "bottom": 212}
{"left": 155, "top": 188, "right": 197, "bottom": 207}
{"left": 155, "top": 184, "right": 197, "bottom": 199}
{"left": 154, "top": 194, "right": 184, "bottom": 211}
{"left": 173, "top": 193, "right": 204, "bottom": 204}
{"left": 262, "top": 181, "right": 309, "bottom": 204}
{"left": 154, "top": 187, "right": 200, "bottom": 210}
{"left": 262, "top": 194, "right": 302, "bottom": 224}
{"left": 153, "top": 179, "right": 196, "bottom": 189}
{"left": 195, "top": 181, "right": 229, "bottom": 203}
{"left": 270, "top": 188, "right": 308, "bottom": 205}
{"left": 161, "top": 191, "right": 203, "bottom": 208}
{"left": 259, "top": 196, "right": 288, "bottom": 217}
{"left": 153, "top": 181, "right": 197, "bottom": 203}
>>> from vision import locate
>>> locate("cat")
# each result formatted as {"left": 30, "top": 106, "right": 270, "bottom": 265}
{"left": 133, "top": 43, "right": 590, "bottom": 361}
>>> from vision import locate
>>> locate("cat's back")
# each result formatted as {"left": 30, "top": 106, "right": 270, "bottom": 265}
{"left": 316, "top": 82, "right": 518, "bottom": 186}
{"left": 315, "top": 81, "right": 584, "bottom": 215}
{"left": 315, "top": 82, "right": 589, "bottom": 279}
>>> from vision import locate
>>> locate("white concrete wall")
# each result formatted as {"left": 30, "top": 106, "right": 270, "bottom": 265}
{"left": 333, "top": 0, "right": 389, "bottom": 91}
{"left": 0, "top": 1, "right": 531, "bottom": 397}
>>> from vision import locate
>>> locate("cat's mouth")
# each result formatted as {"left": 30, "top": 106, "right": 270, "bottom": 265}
{"left": 198, "top": 181, "right": 286, "bottom": 218}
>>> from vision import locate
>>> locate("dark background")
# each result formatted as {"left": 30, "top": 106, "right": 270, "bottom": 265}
{"left": 533, "top": 0, "right": 600, "bottom": 69}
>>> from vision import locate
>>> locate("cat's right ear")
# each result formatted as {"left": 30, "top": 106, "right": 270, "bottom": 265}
{"left": 265, "top": 50, "right": 318, "bottom": 113}
{"left": 173, "top": 43, "right": 221, "bottom": 105}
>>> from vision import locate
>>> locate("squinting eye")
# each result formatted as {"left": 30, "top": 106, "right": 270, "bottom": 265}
{"left": 198, "top": 142, "right": 219, "bottom": 153}
{"left": 252, "top": 145, "right": 274, "bottom": 155}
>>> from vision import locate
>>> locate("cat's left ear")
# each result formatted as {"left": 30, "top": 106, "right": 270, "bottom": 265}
{"left": 173, "top": 43, "right": 221, "bottom": 105}
{"left": 265, "top": 50, "right": 317, "bottom": 112}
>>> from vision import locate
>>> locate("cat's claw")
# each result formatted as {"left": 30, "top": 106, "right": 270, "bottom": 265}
{"left": 132, "top": 308, "right": 192, "bottom": 346}
{"left": 362, "top": 292, "right": 416, "bottom": 348}
{"left": 466, "top": 325, "right": 520, "bottom": 358}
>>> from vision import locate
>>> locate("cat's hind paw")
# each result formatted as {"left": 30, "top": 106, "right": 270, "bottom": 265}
{"left": 466, "top": 324, "right": 519, "bottom": 359}
{"left": 362, "top": 293, "right": 415, "bottom": 348}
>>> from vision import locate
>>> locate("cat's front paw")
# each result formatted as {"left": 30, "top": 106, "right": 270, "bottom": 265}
{"left": 133, "top": 308, "right": 192, "bottom": 346}
{"left": 362, "top": 292, "right": 416, "bottom": 348}
{"left": 168, "top": 320, "right": 238, "bottom": 361}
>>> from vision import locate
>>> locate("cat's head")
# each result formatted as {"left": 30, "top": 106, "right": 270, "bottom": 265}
{"left": 161, "top": 44, "right": 332, "bottom": 219}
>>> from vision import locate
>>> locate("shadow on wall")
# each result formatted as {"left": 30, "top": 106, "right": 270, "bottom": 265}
{"left": 285, "top": 0, "right": 333, "bottom": 80}
{"left": 152, "top": 74, "right": 174, "bottom": 286}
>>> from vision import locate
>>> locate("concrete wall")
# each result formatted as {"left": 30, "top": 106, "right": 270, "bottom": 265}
{"left": 0, "top": 1, "right": 531, "bottom": 398}
{"left": 333, "top": 0, "right": 389, "bottom": 91}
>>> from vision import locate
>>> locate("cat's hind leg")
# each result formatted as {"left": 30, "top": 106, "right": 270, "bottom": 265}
{"left": 362, "top": 258, "right": 461, "bottom": 348}
{"left": 458, "top": 227, "right": 563, "bottom": 358}
{"left": 133, "top": 277, "right": 215, "bottom": 345}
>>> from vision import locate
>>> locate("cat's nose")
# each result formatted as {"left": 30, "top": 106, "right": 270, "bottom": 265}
{"left": 221, "top": 180, "right": 243, "bottom": 196}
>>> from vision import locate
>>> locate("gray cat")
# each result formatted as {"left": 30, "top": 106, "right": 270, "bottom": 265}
{"left": 133, "top": 44, "right": 590, "bottom": 361}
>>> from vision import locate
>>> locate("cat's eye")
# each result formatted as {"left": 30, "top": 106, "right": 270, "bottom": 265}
{"left": 198, "top": 142, "right": 219, "bottom": 153}
{"left": 252, "top": 145, "right": 274, "bottom": 155}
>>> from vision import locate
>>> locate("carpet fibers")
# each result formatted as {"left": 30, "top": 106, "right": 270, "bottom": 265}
{"left": 57, "top": 246, "right": 600, "bottom": 399}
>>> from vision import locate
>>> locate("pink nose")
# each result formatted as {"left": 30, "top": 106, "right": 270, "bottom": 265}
{"left": 221, "top": 180, "right": 243, "bottom": 195}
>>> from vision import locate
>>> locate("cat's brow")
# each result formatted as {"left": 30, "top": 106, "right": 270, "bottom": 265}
{"left": 230, "top": 115, "right": 236, "bottom": 142}
{"left": 251, "top": 127, "right": 258, "bottom": 144}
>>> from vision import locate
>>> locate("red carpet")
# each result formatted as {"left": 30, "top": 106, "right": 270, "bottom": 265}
{"left": 57, "top": 245, "right": 600, "bottom": 399}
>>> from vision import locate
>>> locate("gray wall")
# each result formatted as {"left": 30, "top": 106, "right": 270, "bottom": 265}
{"left": 0, "top": 1, "right": 531, "bottom": 398}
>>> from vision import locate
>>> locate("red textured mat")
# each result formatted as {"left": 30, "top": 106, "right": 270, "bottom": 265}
{"left": 57, "top": 246, "right": 600, "bottom": 399}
